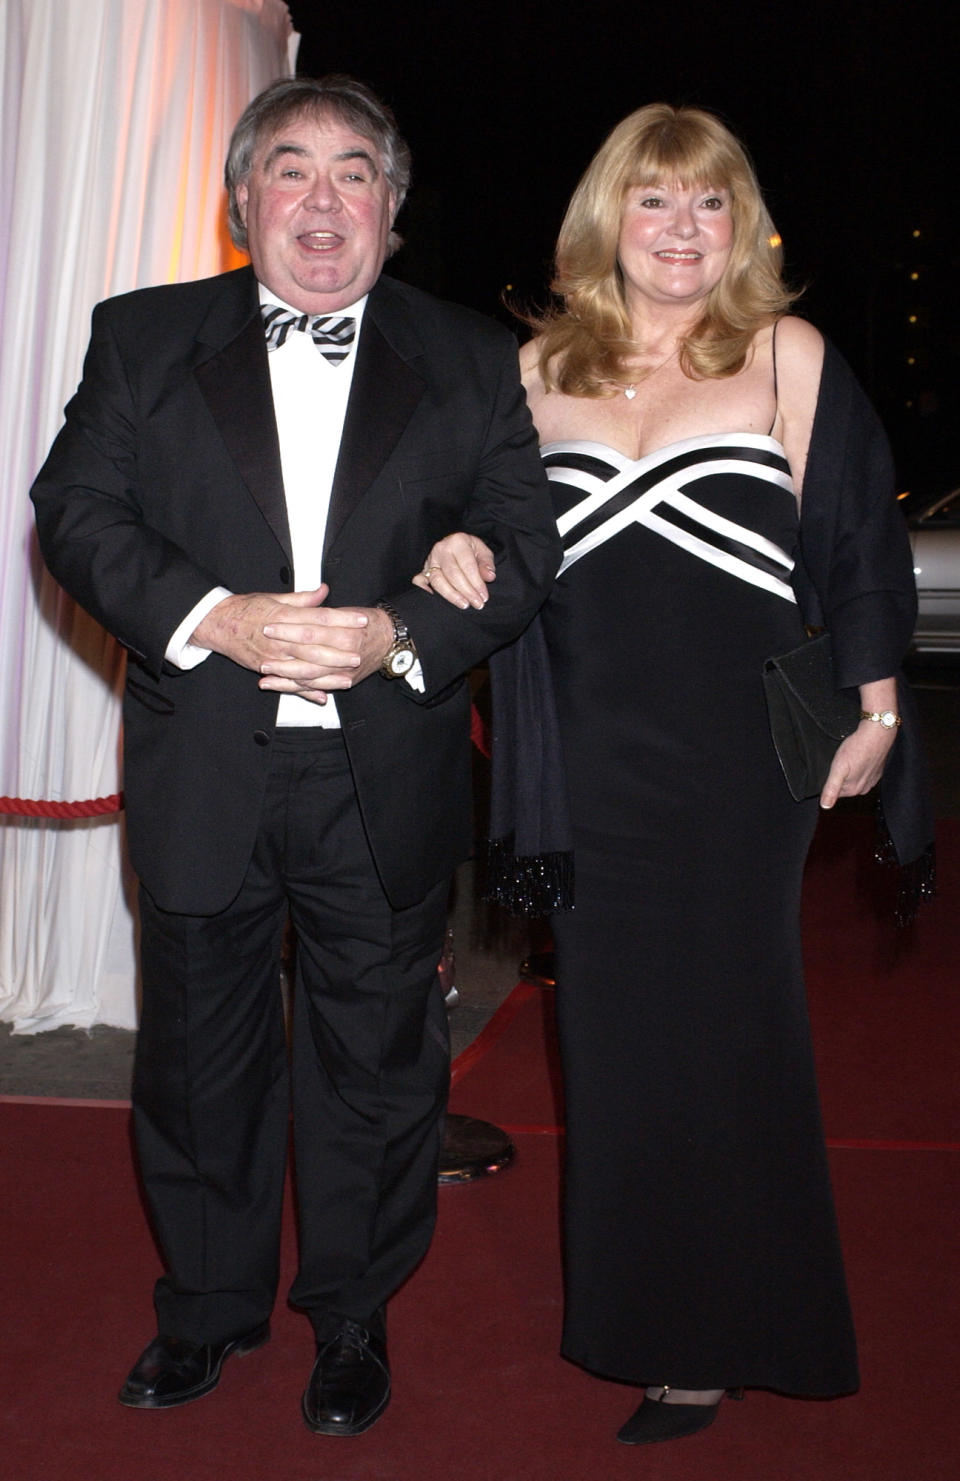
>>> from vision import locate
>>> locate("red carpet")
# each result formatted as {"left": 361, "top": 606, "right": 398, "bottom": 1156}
{"left": 802, "top": 820, "right": 958, "bottom": 1146}
{"left": 2, "top": 816, "right": 957, "bottom": 1479}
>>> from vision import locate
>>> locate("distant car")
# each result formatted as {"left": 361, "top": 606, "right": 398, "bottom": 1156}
{"left": 908, "top": 488, "right": 960, "bottom": 653}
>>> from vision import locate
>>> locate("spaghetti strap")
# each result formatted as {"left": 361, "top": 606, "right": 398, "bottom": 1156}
{"left": 769, "top": 320, "right": 780, "bottom": 434}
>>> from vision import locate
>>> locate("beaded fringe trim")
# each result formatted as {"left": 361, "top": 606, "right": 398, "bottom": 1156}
{"left": 874, "top": 802, "right": 937, "bottom": 926}
{"left": 485, "top": 836, "right": 575, "bottom": 918}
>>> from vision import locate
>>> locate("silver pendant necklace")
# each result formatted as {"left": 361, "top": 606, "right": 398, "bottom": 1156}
{"left": 618, "top": 343, "right": 677, "bottom": 400}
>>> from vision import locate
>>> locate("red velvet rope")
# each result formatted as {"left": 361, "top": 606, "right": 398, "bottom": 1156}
{"left": 0, "top": 794, "right": 124, "bottom": 817}
{"left": 0, "top": 709, "right": 491, "bottom": 818}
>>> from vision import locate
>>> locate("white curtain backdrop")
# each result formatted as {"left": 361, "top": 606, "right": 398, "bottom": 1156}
{"left": 0, "top": 0, "right": 297, "bottom": 1030}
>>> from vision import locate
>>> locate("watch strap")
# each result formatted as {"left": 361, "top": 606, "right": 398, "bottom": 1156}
{"left": 860, "top": 709, "right": 902, "bottom": 729}
{"left": 376, "top": 602, "right": 417, "bottom": 678}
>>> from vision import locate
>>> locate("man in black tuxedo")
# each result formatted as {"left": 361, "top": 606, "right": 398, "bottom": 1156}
{"left": 31, "top": 76, "right": 559, "bottom": 1436}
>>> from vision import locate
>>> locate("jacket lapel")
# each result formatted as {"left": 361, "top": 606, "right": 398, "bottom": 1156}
{"left": 193, "top": 271, "right": 291, "bottom": 560}
{"left": 324, "top": 281, "right": 426, "bottom": 557}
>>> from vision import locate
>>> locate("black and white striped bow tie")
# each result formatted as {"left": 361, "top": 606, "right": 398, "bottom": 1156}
{"left": 260, "top": 304, "right": 356, "bottom": 365}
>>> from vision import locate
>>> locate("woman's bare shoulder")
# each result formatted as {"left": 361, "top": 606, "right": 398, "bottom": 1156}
{"left": 774, "top": 316, "right": 825, "bottom": 386}
{"left": 772, "top": 319, "right": 825, "bottom": 491}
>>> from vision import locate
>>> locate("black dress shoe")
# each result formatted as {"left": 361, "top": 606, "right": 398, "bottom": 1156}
{"left": 617, "top": 1387, "right": 743, "bottom": 1445}
{"left": 118, "top": 1321, "right": 270, "bottom": 1409}
{"left": 302, "top": 1319, "right": 391, "bottom": 1436}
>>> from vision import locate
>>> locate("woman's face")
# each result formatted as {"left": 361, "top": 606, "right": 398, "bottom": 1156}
{"left": 617, "top": 181, "right": 734, "bottom": 312}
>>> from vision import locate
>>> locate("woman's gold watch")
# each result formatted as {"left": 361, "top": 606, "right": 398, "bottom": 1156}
{"left": 860, "top": 709, "right": 901, "bottom": 729}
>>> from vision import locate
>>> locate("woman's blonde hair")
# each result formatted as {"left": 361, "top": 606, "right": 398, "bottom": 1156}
{"left": 535, "top": 103, "right": 797, "bottom": 395}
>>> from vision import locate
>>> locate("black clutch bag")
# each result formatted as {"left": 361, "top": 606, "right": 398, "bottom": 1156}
{"left": 762, "top": 633, "right": 861, "bottom": 800}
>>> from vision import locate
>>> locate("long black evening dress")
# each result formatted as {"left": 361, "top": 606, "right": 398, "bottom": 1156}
{"left": 541, "top": 432, "right": 858, "bottom": 1395}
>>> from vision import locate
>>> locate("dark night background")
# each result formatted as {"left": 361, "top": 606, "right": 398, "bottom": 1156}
{"left": 288, "top": 0, "right": 957, "bottom": 499}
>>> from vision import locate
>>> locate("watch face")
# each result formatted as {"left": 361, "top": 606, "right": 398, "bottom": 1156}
{"left": 880, "top": 710, "right": 898, "bottom": 728}
{"left": 389, "top": 648, "right": 415, "bottom": 676}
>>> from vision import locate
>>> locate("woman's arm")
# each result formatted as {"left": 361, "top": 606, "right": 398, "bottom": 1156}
{"left": 412, "top": 341, "right": 546, "bottom": 610}
{"left": 776, "top": 318, "right": 901, "bottom": 806}
{"left": 819, "top": 677, "right": 899, "bottom": 808}
{"left": 772, "top": 316, "right": 823, "bottom": 497}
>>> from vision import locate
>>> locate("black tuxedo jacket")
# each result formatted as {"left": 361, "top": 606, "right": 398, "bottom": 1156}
{"left": 32, "top": 267, "right": 560, "bottom": 912}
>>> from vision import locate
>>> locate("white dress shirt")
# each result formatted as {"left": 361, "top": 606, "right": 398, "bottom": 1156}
{"left": 165, "top": 286, "right": 367, "bottom": 728}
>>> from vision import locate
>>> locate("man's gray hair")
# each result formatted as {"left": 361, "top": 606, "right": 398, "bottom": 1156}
{"left": 225, "top": 75, "right": 411, "bottom": 251}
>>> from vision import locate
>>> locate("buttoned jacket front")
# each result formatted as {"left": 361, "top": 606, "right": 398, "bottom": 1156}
{"left": 32, "top": 266, "right": 560, "bottom": 912}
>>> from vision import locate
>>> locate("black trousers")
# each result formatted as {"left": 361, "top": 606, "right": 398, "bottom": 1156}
{"left": 132, "top": 729, "right": 450, "bottom": 1344}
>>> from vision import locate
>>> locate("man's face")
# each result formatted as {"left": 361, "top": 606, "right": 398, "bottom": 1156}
{"left": 236, "top": 110, "right": 396, "bottom": 313}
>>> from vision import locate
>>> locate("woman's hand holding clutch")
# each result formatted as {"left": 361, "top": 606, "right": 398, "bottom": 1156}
{"left": 819, "top": 677, "right": 900, "bottom": 809}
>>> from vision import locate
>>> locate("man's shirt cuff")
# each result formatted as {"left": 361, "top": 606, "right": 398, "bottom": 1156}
{"left": 404, "top": 660, "right": 426, "bottom": 693}
{"left": 165, "top": 587, "right": 232, "bottom": 669}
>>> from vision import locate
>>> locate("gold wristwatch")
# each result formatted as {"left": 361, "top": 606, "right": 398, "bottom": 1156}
{"left": 860, "top": 709, "right": 901, "bottom": 729}
{"left": 376, "top": 602, "right": 418, "bottom": 679}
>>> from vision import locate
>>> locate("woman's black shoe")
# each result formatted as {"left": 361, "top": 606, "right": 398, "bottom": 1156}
{"left": 617, "top": 1386, "right": 742, "bottom": 1446}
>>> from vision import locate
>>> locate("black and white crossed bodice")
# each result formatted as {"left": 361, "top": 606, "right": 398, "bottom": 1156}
{"left": 542, "top": 433, "right": 799, "bottom": 605}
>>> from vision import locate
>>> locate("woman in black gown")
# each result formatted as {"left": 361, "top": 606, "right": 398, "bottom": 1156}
{"left": 416, "top": 105, "right": 927, "bottom": 1446}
